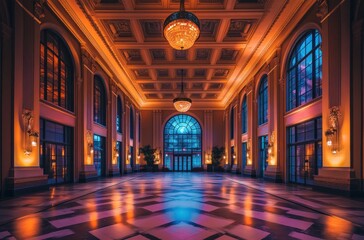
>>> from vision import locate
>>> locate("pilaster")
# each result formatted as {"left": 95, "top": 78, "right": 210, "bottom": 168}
{"left": 264, "top": 53, "right": 283, "bottom": 182}
{"left": 314, "top": 0, "right": 360, "bottom": 193}
{"left": 243, "top": 81, "right": 256, "bottom": 177}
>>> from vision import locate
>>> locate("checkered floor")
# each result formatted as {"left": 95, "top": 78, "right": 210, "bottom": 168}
{"left": 0, "top": 173, "right": 363, "bottom": 239}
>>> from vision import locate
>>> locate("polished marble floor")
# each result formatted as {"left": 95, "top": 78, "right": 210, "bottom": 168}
{"left": 0, "top": 173, "right": 364, "bottom": 239}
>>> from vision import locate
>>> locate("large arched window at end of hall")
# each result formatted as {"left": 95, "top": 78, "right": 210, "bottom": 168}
{"left": 94, "top": 76, "right": 107, "bottom": 126}
{"left": 286, "top": 29, "right": 322, "bottom": 111}
{"left": 164, "top": 114, "right": 202, "bottom": 172}
{"left": 258, "top": 75, "right": 268, "bottom": 125}
{"left": 116, "top": 96, "right": 122, "bottom": 133}
{"left": 40, "top": 29, "right": 74, "bottom": 111}
{"left": 241, "top": 96, "right": 247, "bottom": 134}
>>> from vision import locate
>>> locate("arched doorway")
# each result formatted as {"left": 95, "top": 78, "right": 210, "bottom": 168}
{"left": 163, "top": 114, "right": 202, "bottom": 172}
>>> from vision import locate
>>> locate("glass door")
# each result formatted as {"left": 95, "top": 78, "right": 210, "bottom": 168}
{"left": 173, "top": 155, "right": 192, "bottom": 172}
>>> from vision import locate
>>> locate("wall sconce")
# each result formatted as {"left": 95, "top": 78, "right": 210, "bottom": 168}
{"left": 267, "top": 131, "right": 275, "bottom": 156}
{"left": 86, "top": 130, "right": 94, "bottom": 155}
{"left": 113, "top": 142, "right": 119, "bottom": 157}
{"left": 22, "top": 110, "right": 39, "bottom": 155}
{"left": 267, "top": 143, "right": 273, "bottom": 155}
{"left": 246, "top": 139, "right": 251, "bottom": 165}
{"left": 325, "top": 106, "right": 341, "bottom": 154}
{"left": 205, "top": 152, "right": 212, "bottom": 164}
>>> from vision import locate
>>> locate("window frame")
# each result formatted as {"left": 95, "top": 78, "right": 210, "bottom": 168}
{"left": 258, "top": 75, "right": 268, "bottom": 125}
{"left": 94, "top": 76, "right": 107, "bottom": 126}
{"left": 286, "top": 29, "right": 322, "bottom": 111}
{"left": 241, "top": 96, "right": 248, "bottom": 134}
{"left": 40, "top": 29, "right": 74, "bottom": 112}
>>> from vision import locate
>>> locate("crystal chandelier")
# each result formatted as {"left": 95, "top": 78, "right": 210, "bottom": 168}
{"left": 173, "top": 70, "right": 192, "bottom": 112}
{"left": 163, "top": 0, "right": 200, "bottom": 50}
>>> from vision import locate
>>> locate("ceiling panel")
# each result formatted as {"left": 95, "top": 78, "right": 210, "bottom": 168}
{"left": 59, "top": 0, "right": 309, "bottom": 109}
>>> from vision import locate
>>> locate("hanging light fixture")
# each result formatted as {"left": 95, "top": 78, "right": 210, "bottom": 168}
{"left": 173, "top": 69, "right": 192, "bottom": 112}
{"left": 163, "top": 0, "right": 200, "bottom": 50}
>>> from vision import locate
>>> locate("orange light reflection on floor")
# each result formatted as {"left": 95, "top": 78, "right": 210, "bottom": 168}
{"left": 14, "top": 217, "right": 41, "bottom": 239}
{"left": 322, "top": 216, "right": 353, "bottom": 237}
{"left": 89, "top": 211, "right": 99, "bottom": 229}
{"left": 243, "top": 195, "right": 253, "bottom": 225}
{"left": 112, "top": 192, "right": 123, "bottom": 223}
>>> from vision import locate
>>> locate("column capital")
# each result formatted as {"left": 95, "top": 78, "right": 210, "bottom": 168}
{"left": 316, "top": 0, "right": 329, "bottom": 21}
{"left": 34, "top": 0, "right": 46, "bottom": 21}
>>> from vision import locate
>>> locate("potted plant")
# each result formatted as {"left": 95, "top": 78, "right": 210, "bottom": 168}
{"left": 139, "top": 145, "right": 157, "bottom": 171}
{"left": 211, "top": 146, "right": 225, "bottom": 172}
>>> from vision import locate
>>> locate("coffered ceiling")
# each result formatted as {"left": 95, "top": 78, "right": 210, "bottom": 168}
{"left": 49, "top": 0, "right": 316, "bottom": 110}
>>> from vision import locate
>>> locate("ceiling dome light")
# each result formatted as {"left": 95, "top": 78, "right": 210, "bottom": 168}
{"left": 163, "top": 0, "right": 200, "bottom": 50}
{"left": 173, "top": 70, "right": 192, "bottom": 112}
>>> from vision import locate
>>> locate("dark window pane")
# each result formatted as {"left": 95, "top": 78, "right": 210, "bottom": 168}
{"left": 94, "top": 76, "right": 107, "bottom": 126}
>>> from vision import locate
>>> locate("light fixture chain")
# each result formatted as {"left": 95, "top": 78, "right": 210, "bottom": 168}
{"left": 181, "top": 69, "right": 184, "bottom": 94}
{"left": 180, "top": 0, "right": 185, "bottom": 11}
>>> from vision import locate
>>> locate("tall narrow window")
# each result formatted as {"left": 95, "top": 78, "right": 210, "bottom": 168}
{"left": 130, "top": 107, "right": 134, "bottom": 139}
{"left": 287, "top": 117, "right": 322, "bottom": 185}
{"left": 94, "top": 76, "right": 107, "bottom": 126}
{"left": 258, "top": 135, "right": 268, "bottom": 177}
{"left": 40, "top": 119, "right": 73, "bottom": 184}
{"left": 241, "top": 96, "right": 247, "bottom": 134}
{"left": 287, "top": 29, "right": 322, "bottom": 111}
{"left": 94, "top": 134, "right": 106, "bottom": 177}
{"left": 116, "top": 96, "right": 122, "bottom": 133}
{"left": 40, "top": 30, "right": 74, "bottom": 111}
{"left": 258, "top": 75, "right": 268, "bottom": 125}
{"left": 138, "top": 114, "right": 141, "bottom": 144}
{"left": 230, "top": 107, "right": 235, "bottom": 139}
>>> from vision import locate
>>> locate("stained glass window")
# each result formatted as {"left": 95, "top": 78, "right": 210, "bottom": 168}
{"left": 40, "top": 30, "right": 74, "bottom": 111}
{"left": 287, "top": 30, "right": 322, "bottom": 111}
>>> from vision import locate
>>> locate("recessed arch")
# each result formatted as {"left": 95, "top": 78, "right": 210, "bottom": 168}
{"left": 40, "top": 29, "right": 75, "bottom": 112}
{"left": 285, "top": 29, "right": 322, "bottom": 111}
{"left": 280, "top": 23, "right": 322, "bottom": 79}
{"left": 40, "top": 23, "right": 81, "bottom": 80}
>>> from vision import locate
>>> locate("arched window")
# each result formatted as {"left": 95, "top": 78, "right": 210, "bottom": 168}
{"left": 163, "top": 114, "right": 202, "bottom": 171}
{"left": 116, "top": 96, "right": 122, "bottom": 133}
{"left": 287, "top": 29, "right": 322, "bottom": 111}
{"left": 94, "top": 76, "right": 107, "bottom": 126}
{"left": 130, "top": 107, "right": 134, "bottom": 139}
{"left": 40, "top": 29, "right": 74, "bottom": 111}
{"left": 241, "top": 96, "right": 247, "bottom": 134}
{"left": 230, "top": 107, "right": 235, "bottom": 139}
{"left": 258, "top": 75, "right": 268, "bottom": 125}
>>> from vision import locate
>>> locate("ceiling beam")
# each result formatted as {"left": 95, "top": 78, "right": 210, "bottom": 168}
{"left": 93, "top": 10, "right": 264, "bottom": 19}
